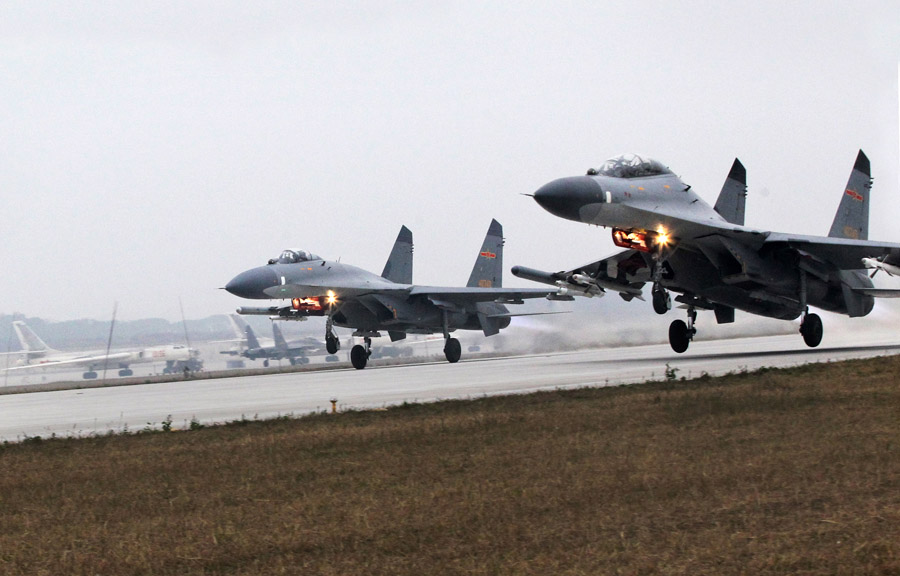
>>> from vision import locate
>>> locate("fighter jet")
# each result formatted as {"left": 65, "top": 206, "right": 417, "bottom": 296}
{"left": 225, "top": 220, "right": 565, "bottom": 369}
{"left": 513, "top": 151, "right": 900, "bottom": 353}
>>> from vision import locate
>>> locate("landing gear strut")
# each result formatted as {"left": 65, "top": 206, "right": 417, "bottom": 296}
{"left": 668, "top": 307, "right": 696, "bottom": 354}
{"left": 350, "top": 337, "right": 372, "bottom": 370}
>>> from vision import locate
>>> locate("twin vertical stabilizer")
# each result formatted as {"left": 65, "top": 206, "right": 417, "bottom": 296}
{"left": 467, "top": 219, "right": 504, "bottom": 288}
{"left": 828, "top": 150, "right": 871, "bottom": 240}
{"left": 714, "top": 159, "right": 747, "bottom": 226}
{"left": 381, "top": 226, "right": 414, "bottom": 284}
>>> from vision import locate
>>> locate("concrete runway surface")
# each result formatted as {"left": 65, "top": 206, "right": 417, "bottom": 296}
{"left": 2, "top": 334, "right": 900, "bottom": 441}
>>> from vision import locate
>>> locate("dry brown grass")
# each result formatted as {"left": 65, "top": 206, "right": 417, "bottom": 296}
{"left": 1, "top": 357, "right": 899, "bottom": 575}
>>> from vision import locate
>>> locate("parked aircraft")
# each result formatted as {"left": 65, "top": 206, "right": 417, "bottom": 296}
{"left": 225, "top": 220, "right": 565, "bottom": 369}
{"left": 219, "top": 313, "right": 321, "bottom": 366}
{"left": 514, "top": 151, "right": 900, "bottom": 352}
{"left": 4, "top": 320, "right": 202, "bottom": 378}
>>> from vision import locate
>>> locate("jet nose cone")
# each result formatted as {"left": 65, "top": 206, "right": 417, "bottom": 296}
{"left": 533, "top": 176, "right": 601, "bottom": 222}
{"left": 225, "top": 267, "right": 279, "bottom": 299}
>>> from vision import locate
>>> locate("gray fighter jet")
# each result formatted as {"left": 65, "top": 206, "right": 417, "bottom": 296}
{"left": 225, "top": 220, "right": 563, "bottom": 369}
{"left": 513, "top": 151, "right": 900, "bottom": 353}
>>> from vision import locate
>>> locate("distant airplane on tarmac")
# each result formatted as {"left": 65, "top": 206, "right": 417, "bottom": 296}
{"left": 514, "top": 150, "right": 900, "bottom": 353}
{"left": 3, "top": 320, "right": 202, "bottom": 378}
{"left": 225, "top": 220, "right": 566, "bottom": 369}
{"left": 219, "top": 313, "right": 322, "bottom": 367}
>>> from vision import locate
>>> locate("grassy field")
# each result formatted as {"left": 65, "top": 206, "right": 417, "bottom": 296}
{"left": 1, "top": 357, "right": 898, "bottom": 575}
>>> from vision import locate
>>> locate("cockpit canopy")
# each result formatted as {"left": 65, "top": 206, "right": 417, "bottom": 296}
{"left": 587, "top": 153, "right": 672, "bottom": 179}
{"left": 268, "top": 250, "right": 322, "bottom": 265}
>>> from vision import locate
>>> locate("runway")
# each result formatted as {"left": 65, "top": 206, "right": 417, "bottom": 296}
{"left": 2, "top": 334, "right": 899, "bottom": 441}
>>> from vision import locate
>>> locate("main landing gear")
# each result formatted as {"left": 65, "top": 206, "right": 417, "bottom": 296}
{"left": 797, "top": 270, "right": 823, "bottom": 348}
{"left": 668, "top": 306, "right": 696, "bottom": 354}
{"left": 653, "top": 283, "right": 695, "bottom": 354}
{"left": 444, "top": 337, "right": 461, "bottom": 363}
{"left": 441, "top": 310, "right": 461, "bottom": 364}
{"left": 799, "top": 312, "right": 823, "bottom": 348}
{"left": 350, "top": 337, "right": 372, "bottom": 370}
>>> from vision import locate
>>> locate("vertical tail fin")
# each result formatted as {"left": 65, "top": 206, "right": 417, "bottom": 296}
{"left": 828, "top": 150, "right": 872, "bottom": 240}
{"left": 713, "top": 158, "right": 747, "bottom": 225}
{"left": 272, "top": 323, "right": 288, "bottom": 351}
{"left": 244, "top": 324, "right": 261, "bottom": 349}
{"left": 227, "top": 314, "right": 249, "bottom": 340}
{"left": 381, "top": 225, "right": 414, "bottom": 284}
{"left": 467, "top": 219, "right": 504, "bottom": 288}
{"left": 12, "top": 321, "right": 53, "bottom": 353}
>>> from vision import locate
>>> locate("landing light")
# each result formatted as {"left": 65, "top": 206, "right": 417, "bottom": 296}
{"left": 656, "top": 228, "right": 670, "bottom": 247}
{"left": 326, "top": 290, "right": 338, "bottom": 306}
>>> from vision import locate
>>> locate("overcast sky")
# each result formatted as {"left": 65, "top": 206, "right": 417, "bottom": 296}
{"left": 2, "top": 2, "right": 899, "bottom": 321}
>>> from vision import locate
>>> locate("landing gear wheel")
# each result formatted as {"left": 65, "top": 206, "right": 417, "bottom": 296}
{"left": 444, "top": 337, "right": 462, "bottom": 363}
{"left": 668, "top": 319, "right": 691, "bottom": 354}
{"left": 652, "top": 287, "right": 671, "bottom": 315}
{"left": 263, "top": 359, "right": 269, "bottom": 368}
{"left": 289, "top": 358, "right": 296, "bottom": 366}
{"left": 350, "top": 345, "right": 368, "bottom": 369}
{"left": 800, "top": 313, "right": 823, "bottom": 348}
{"left": 326, "top": 334, "right": 339, "bottom": 355}
{"left": 300, "top": 357, "right": 310, "bottom": 365}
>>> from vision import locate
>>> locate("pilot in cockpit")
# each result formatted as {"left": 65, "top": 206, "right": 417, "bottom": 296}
{"left": 267, "top": 250, "right": 322, "bottom": 265}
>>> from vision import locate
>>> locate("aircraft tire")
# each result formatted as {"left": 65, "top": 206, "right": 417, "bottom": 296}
{"left": 444, "top": 338, "right": 462, "bottom": 363}
{"left": 668, "top": 320, "right": 690, "bottom": 354}
{"left": 800, "top": 313, "right": 823, "bottom": 348}
{"left": 326, "top": 335, "right": 339, "bottom": 354}
{"left": 652, "top": 289, "right": 670, "bottom": 315}
{"left": 300, "top": 357, "right": 310, "bottom": 365}
{"left": 350, "top": 345, "right": 368, "bottom": 369}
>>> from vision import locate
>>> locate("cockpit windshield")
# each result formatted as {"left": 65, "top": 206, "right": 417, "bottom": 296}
{"left": 268, "top": 250, "right": 322, "bottom": 265}
{"left": 587, "top": 153, "right": 671, "bottom": 178}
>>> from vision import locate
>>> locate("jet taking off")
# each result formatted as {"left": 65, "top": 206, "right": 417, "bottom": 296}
{"left": 225, "top": 220, "right": 564, "bottom": 369}
{"left": 514, "top": 151, "right": 900, "bottom": 353}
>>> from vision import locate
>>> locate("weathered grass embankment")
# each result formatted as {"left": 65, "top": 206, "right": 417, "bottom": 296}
{"left": 1, "top": 357, "right": 898, "bottom": 575}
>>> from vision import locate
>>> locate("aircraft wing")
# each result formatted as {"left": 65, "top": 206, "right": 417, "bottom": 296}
{"left": 4, "top": 351, "right": 134, "bottom": 372}
{"left": 764, "top": 233, "right": 900, "bottom": 271}
{"left": 512, "top": 249, "right": 649, "bottom": 300}
{"left": 407, "top": 286, "right": 561, "bottom": 305}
